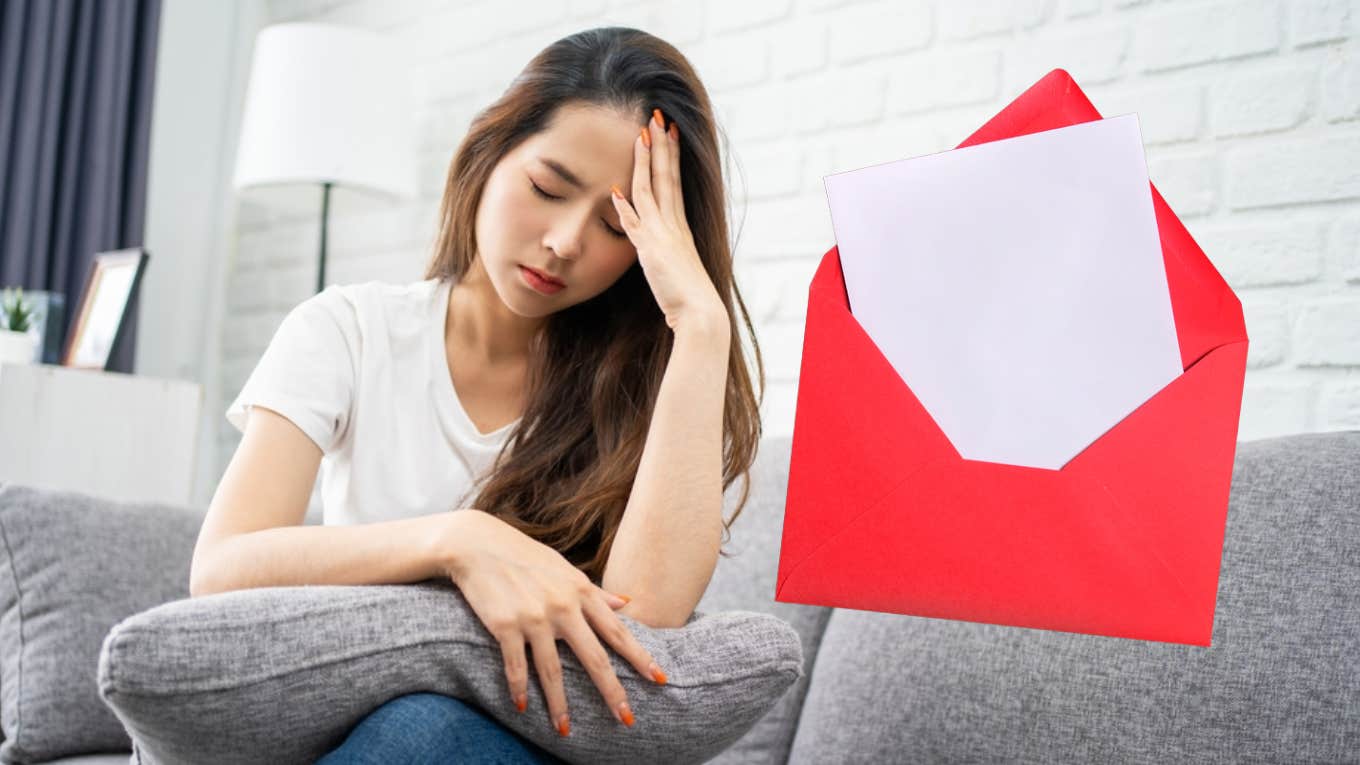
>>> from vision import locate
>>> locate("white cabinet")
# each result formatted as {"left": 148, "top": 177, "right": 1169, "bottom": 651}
{"left": 0, "top": 362, "right": 202, "bottom": 506}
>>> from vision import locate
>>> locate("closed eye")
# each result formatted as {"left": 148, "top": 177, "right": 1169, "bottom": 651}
{"left": 529, "top": 180, "right": 562, "bottom": 201}
{"left": 530, "top": 180, "right": 628, "bottom": 239}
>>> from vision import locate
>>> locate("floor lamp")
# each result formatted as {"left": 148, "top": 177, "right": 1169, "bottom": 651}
{"left": 232, "top": 22, "right": 417, "bottom": 295}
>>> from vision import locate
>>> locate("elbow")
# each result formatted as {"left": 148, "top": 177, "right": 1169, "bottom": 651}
{"left": 188, "top": 568, "right": 214, "bottom": 598}
{"left": 648, "top": 613, "right": 693, "bottom": 630}
{"left": 649, "top": 615, "right": 691, "bottom": 630}
{"left": 188, "top": 546, "right": 222, "bottom": 598}
{"left": 618, "top": 600, "right": 691, "bottom": 630}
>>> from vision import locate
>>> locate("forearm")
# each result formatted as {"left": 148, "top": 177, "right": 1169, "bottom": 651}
{"left": 603, "top": 319, "right": 730, "bottom": 628}
{"left": 190, "top": 512, "right": 452, "bottom": 596}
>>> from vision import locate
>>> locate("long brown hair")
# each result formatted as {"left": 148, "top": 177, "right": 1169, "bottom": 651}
{"left": 422, "top": 27, "right": 765, "bottom": 584}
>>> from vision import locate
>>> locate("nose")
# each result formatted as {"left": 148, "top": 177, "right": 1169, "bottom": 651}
{"left": 542, "top": 208, "right": 590, "bottom": 261}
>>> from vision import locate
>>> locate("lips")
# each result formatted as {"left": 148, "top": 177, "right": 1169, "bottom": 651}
{"left": 522, "top": 265, "right": 564, "bottom": 286}
{"left": 519, "top": 264, "right": 566, "bottom": 295}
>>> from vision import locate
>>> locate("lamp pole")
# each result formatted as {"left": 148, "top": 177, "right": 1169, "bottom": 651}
{"left": 316, "top": 180, "right": 332, "bottom": 294}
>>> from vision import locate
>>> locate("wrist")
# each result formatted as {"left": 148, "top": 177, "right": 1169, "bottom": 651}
{"left": 427, "top": 510, "right": 475, "bottom": 581}
{"left": 673, "top": 306, "right": 730, "bottom": 345}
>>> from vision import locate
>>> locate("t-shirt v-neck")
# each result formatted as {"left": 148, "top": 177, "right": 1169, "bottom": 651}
{"left": 431, "top": 277, "right": 522, "bottom": 444}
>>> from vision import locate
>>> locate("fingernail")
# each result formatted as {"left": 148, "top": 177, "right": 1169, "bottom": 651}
{"left": 668, "top": 123, "right": 678, "bottom": 141}
{"left": 611, "top": 184, "right": 623, "bottom": 199}
{"left": 514, "top": 693, "right": 527, "bottom": 713}
{"left": 617, "top": 700, "right": 635, "bottom": 727}
{"left": 652, "top": 107, "right": 664, "bottom": 128}
{"left": 557, "top": 713, "right": 571, "bottom": 737}
{"left": 618, "top": 594, "right": 632, "bottom": 604}
{"left": 649, "top": 662, "right": 668, "bottom": 685}
{"left": 639, "top": 125, "right": 650, "bottom": 148}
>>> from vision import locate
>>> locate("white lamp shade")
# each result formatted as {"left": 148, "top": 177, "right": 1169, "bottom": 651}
{"left": 233, "top": 22, "right": 418, "bottom": 198}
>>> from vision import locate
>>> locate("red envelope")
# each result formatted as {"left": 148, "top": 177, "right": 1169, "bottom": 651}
{"left": 774, "top": 69, "right": 1249, "bottom": 646}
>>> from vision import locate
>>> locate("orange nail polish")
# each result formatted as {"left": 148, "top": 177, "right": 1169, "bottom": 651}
{"left": 618, "top": 701, "right": 635, "bottom": 727}
{"left": 652, "top": 107, "right": 664, "bottom": 128}
{"left": 668, "top": 123, "right": 678, "bottom": 141}
{"left": 649, "top": 662, "right": 668, "bottom": 685}
{"left": 515, "top": 693, "right": 527, "bottom": 713}
{"left": 557, "top": 714, "right": 571, "bottom": 737}
{"left": 618, "top": 594, "right": 632, "bottom": 604}
{"left": 611, "top": 184, "right": 623, "bottom": 199}
{"left": 639, "top": 125, "right": 650, "bottom": 148}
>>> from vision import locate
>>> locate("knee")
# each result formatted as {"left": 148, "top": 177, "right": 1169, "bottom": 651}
{"left": 382, "top": 692, "right": 475, "bottom": 725}
{"left": 319, "top": 693, "right": 484, "bottom": 763}
{"left": 386, "top": 693, "right": 512, "bottom": 750}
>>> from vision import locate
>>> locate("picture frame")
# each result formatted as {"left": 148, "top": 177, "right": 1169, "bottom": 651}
{"left": 60, "top": 247, "right": 150, "bottom": 370}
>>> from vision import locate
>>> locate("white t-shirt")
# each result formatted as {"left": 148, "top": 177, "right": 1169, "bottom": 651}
{"left": 225, "top": 277, "right": 520, "bottom": 526}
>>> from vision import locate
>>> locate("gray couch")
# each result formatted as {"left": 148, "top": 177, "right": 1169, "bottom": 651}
{"left": 2, "top": 430, "right": 1358, "bottom": 763}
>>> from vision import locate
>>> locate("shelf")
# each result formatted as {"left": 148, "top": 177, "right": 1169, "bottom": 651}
{"left": 0, "top": 362, "right": 203, "bottom": 506}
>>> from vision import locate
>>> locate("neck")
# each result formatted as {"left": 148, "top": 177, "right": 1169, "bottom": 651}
{"left": 445, "top": 257, "right": 544, "bottom": 365}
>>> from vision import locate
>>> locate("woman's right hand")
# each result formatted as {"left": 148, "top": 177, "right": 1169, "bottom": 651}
{"left": 435, "top": 508, "right": 669, "bottom": 738}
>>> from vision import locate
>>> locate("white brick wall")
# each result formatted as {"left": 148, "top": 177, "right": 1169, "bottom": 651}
{"left": 213, "top": 0, "right": 1360, "bottom": 486}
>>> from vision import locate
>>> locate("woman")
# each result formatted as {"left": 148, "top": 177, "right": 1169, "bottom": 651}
{"left": 195, "top": 25, "right": 764, "bottom": 763}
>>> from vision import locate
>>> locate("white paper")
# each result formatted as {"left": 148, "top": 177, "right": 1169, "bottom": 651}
{"left": 823, "top": 114, "right": 1181, "bottom": 471}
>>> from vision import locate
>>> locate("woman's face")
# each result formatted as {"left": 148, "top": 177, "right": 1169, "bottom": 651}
{"left": 473, "top": 102, "right": 643, "bottom": 318}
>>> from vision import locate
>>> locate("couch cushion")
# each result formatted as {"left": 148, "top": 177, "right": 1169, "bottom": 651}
{"left": 0, "top": 483, "right": 200, "bottom": 764}
{"left": 29, "top": 755, "right": 132, "bottom": 765}
{"left": 97, "top": 578, "right": 803, "bottom": 764}
{"left": 698, "top": 435, "right": 832, "bottom": 764}
{"left": 788, "top": 430, "right": 1360, "bottom": 762}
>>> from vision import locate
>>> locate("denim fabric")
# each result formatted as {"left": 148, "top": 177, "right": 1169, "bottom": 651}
{"left": 316, "top": 692, "right": 566, "bottom": 764}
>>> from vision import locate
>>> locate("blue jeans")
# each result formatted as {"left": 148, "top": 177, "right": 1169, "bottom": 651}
{"left": 316, "top": 692, "right": 566, "bottom": 764}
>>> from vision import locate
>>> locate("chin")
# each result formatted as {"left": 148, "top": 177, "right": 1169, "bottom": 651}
{"left": 490, "top": 267, "right": 560, "bottom": 318}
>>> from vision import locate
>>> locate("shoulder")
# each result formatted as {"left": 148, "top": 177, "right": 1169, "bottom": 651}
{"left": 295, "top": 279, "right": 440, "bottom": 331}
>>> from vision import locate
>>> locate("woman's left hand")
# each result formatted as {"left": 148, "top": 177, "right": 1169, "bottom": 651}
{"left": 611, "top": 108, "right": 727, "bottom": 334}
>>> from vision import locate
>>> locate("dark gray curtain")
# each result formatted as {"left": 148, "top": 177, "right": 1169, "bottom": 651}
{"left": 0, "top": 0, "right": 161, "bottom": 373}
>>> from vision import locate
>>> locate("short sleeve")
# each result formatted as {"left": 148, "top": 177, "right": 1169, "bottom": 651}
{"left": 225, "top": 287, "right": 359, "bottom": 453}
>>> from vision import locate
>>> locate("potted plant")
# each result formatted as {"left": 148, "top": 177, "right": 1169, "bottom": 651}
{"left": 0, "top": 286, "right": 38, "bottom": 365}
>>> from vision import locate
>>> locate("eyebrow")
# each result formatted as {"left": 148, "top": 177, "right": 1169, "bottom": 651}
{"left": 540, "top": 157, "right": 585, "bottom": 189}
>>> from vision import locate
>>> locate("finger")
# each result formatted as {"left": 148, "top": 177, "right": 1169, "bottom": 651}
{"left": 497, "top": 629, "right": 531, "bottom": 714}
{"left": 611, "top": 185, "right": 641, "bottom": 240}
{"left": 631, "top": 123, "right": 658, "bottom": 219}
{"left": 562, "top": 608, "right": 635, "bottom": 728}
{"left": 598, "top": 586, "right": 630, "bottom": 609}
{"left": 582, "top": 592, "right": 667, "bottom": 688}
{"left": 648, "top": 107, "right": 673, "bottom": 220}
{"left": 666, "top": 121, "right": 687, "bottom": 226}
{"left": 528, "top": 626, "right": 571, "bottom": 737}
